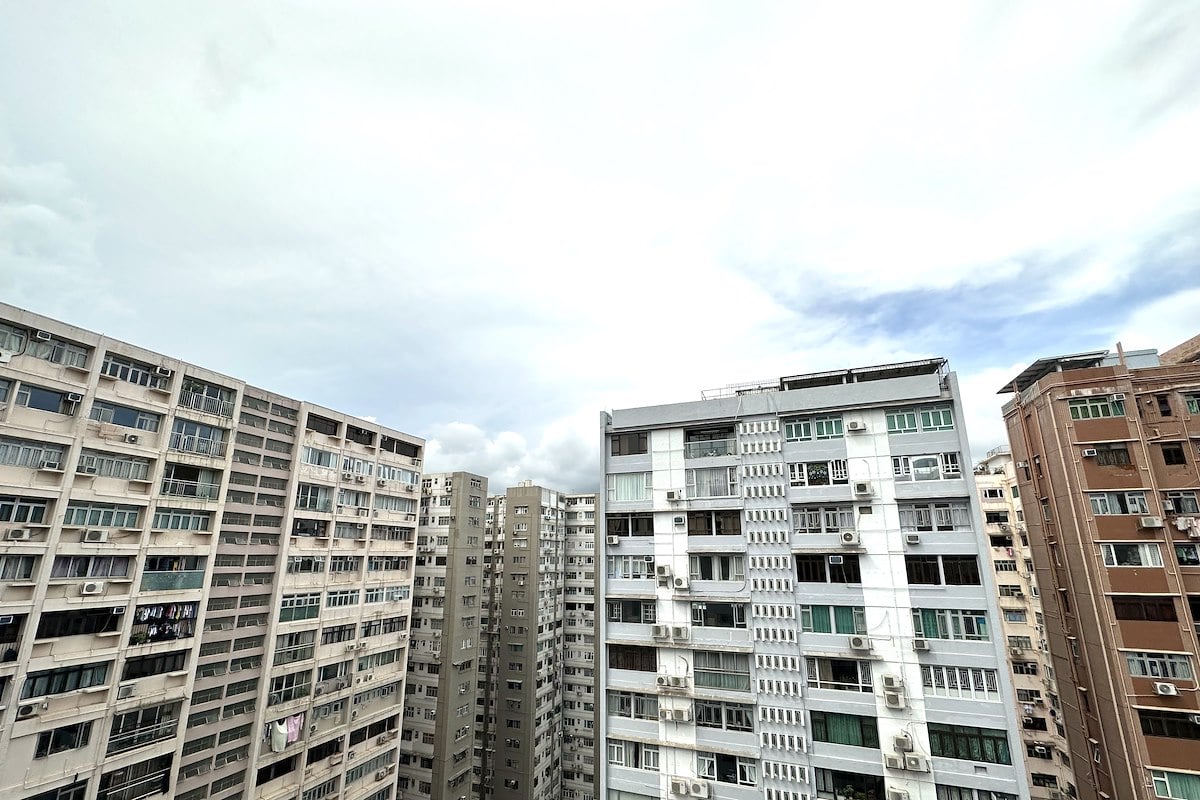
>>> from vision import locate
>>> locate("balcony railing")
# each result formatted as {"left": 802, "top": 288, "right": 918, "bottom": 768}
{"left": 684, "top": 439, "right": 737, "bottom": 459}
{"left": 161, "top": 478, "right": 220, "bottom": 500}
{"left": 178, "top": 391, "right": 235, "bottom": 418}
{"left": 139, "top": 570, "right": 206, "bottom": 592}
{"left": 168, "top": 433, "right": 228, "bottom": 457}
{"left": 129, "top": 617, "right": 196, "bottom": 644}
{"left": 106, "top": 719, "right": 180, "bottom": 755}
{"left": 296, "top": 498, "right": 334, "bottom": 512}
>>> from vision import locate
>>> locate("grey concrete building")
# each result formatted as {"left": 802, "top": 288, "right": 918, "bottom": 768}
{"left": 0, "top": 303, "right": 422, "bottom": 800}
{"left": 563, "top": 492, "right": 599, "bottom": 800}
{"left": 398, "top": 471, "right": 488, "bottom": 800}
{"left": 600, "top": 360, "right": 1029, "bottom": 800}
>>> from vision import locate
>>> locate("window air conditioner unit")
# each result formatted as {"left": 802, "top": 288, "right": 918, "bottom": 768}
{"left": 1155, "top": 682, "right": 1180, "bottom": 696}
{"left": 828, "top": 555, "right": 844, "bottom": 565}
{"left": 154, "top": 366, "right": 173, "bottom": 377}
{"left": 848, "top": 635, "right": 871, "bottom": 651}
{"left": 659, "top": 708, "right": 673, "bottom": 721}
{"left": 355, "top": 475, "right": 366, "bottom": 483}
{"left": 672, "top": 576, "right": 689, "bottom": 590}
{"left": 1081, "top": 448, "right": 1098, "bottom": 457}
{"left": 124, "top": 433, "right": 140, "bottom": 444}
{"left": 1016, "top": 461, "right": 1028, "bottom": 469}
{"left": 1011, "top": 647, "right": 1025, "bottom": 656}
{"left": 1111, "top": 393, "right": 1126, "bottom": 401}
{"left": 884, "top": 690, "right": 906, "bottom": 709}
{"left": 672, "top": 708, "right": 691, "bottom": 722}
{"left": 39, "top": 459, "right": 62, "bottom": 470}
{"left": 1140, "top": 516, "right": 1165, "bottom": 529}
{"left": 83, "top": 530, "right": 109, "bottom": 543}
{"left": 903, "top": 754, "right": 929, "bottom": 772}
{"left": 65, "top": 392, "right": 84, "bottom": 404}
{"left": 670, "top": 779, "right": 689, "bottom": 796}
{"left": 16, "top": 704, "right": 39, "bottom": 719}
{"left": 656, "top": 565, "right": 672, "bottom": 578}
{"left": 892, "top": 733, "right": 913, "bottom": 752}
{"left": 34, "top": 329, "right": 53, "bottom": 342}
{"left": 1033, "top": 745, "right": 1048, "bottom": 756}
{"left": 673, "top": 516, "right": 685, "bottom": 526}
{"left": 81, "top": 581, "right": 105, "bottom": 596}
{"left": 668, "top": 676, "right": 686, "bottom": 688}
{"left": 651, "top": 625, "right": 669, "bottom": 640}
{"left": 853, "top": 481, "right": 873, "bottom": 496}
{"left": 656, "top": 676, "right": 671, "bottom": 687}
{"left": 343, "top": 472, "right": 354, "bottom": 480}
{"left": 884, "top": 754, "right": 904, "bottom": 770}
{"left": 887, "top": 790, "right": 909, "bottom": 800}
{"left": 666, "top": 490, "right": 684, "bottom": 502}
{"left": 912, "top": 638, "right": 930, "bottom": 651}
{"left": 606, "top": 536, "right": 620, "bottom": 546}
{"left": 840, "top": 530, "right": 859, "bottom": 546}
{"left": 117, "top": 684, "right": 136, "bottom": 700}
{"left": 6, "top": 528, "right": 32, "bottom": 541}
{"left": 671, "top": 626, "right": 689, "bottom": 641}
{"left": 905, "top": 533, "right": 921, "bottom": 545}
{"left": 688, "top": 780, "right": 710, "bottom": 799}
{"left": 1189, "top": 715, "right": 1200, "bottom": 726}
{"left": 881, "top": 674, "right": 903, "bottom": 690}
{"left": 846, "top": 420, "right": 867, "bottom": 432}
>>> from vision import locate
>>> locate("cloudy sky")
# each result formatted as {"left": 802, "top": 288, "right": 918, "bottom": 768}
{"left": 3, "top": 3, "right": 1198, "bottom": 492}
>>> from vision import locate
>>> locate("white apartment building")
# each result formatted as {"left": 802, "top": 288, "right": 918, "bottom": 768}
{"left": 973, "top": 448, "right": 1075, "bottom": 799}
{"left": 0, "top": 303, "right": 422, "bottom": 800}
{"left": 600, "top": 360, "right": 1030, "bottom": 800}
{"left": 563, "top": 493, "right": 599, "bottom": 800}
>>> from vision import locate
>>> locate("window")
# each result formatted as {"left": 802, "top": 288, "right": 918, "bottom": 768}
{"left": 1101, "top": 542, "right": 1163, "bottom": 568}
{"left": 898, "top": 501, "right": 971, "bottom": 531}
{"left": 800, "top": 605, "right": 866, "bottom": 635}
{"left": 0, "top": 437, "right": 67, "bottom": 470}
{"left": 1069, "top": 396, "right": 1125, "bottom": 419}
{"left": 697, "top": 751, "right": 758, "bottom": 786}
{"left": 107, "top": 701, "right": 182, "bottom": 755}
{"left": 783, "top": 414, "right": 843, "bottom": 441}
{"left": 886, "top": 404, "right": 954, "bottom": 433}
{"left": 99, "top": 754, "right": 173, "bottom": 800}
{"left": 811, "top": 711, "right": 879, "bottom": 748}
{"left": 1113, "top": 597, "right": 1180, "bottom": 623}
{"left": 607, "top": 472, "right": 651, "bottom": 502}
{"left": 1152, "top": 769, "right": 1200, "bottom": 799}
{"left": 1162, "top": 443, "right": 1188, "bottom": 466}
{"left": 1093, "top": 442, "right": 1132, "bottom": 466}
{"left": 788, "top": 460, "right": 848, "bottom": 487}
{"left": 0, "top": 553, "right": 37, "bottom": 581}
{"left": 17, "top": 384, "right": 80, "bottom": 415}
{"left": 792, "top": 505, "right": 854, "bottom": 534}
{"left": 36, "top": 607, "right": 121, "bottom": 639}
{"left": 686, "top": 466, "right": 738, "bottom": 498}
{"left": 121, "top": 651, "right": 188, "bottom": 680}
{"left": 928, "top": 723, "right": 1011, "bottom": 764}
{"left": 607, "top": 739, "right": 658, "bottom": 770}
{"left": 1141, "top": 709, "right": 1200, "bottom": 740}
{"left": 1090, "top": 491, "right": 1150, "bottom": 515}
{"left": 694, "top": 651, "right": 751, "bottom": 692}
{"left": 691, "top": 602, "right": 747, "bottom": 628}
{"left": 22, "top": 661, "right": 111, "bottom": 699}
{"left": 168, "top": 419, "right": 227, "bottom": 457}
{"left": 693, "top": 700, "right": 753, "bottom": 731}
{"left": 607, "top": 691, "right": 658, "bottom": 720}
{"left": 610, "top": 433, "right": 648, "bottom": 456}
{"left": 607, "top": 645, "right": 656, "bottom": 672}
{"left": 795, "top": 554, "right": 860, "bottom": 583}
{"left": 805, "top": 657, "right": 872, "bottom": 692}
{"left": 685, "top": 511, "right": 740, "bottom": 536}
{"left": 912, "top": 609, "right": 989, "bottom": 641}
{"left": 921, "top": 665, "right": 998, "bottom": 700}
{"left": 280, "top": 593, "right": 321, "bottom": 622}
{"left": 893, "top": 453, "right": 961, "bottom": 481}
{"left": 1177, "top": 545, "right": 1200, "bottom": 567}
{"left": 1003, "top": 610, "right": 1027, "bottom": 623}
{"left": 688, "top": 554, "right": 744, "bottom": 581}
{"left": 1125, "top": 651, "right": 1194, "bottom": 680}
{"left": 35, "top": 721, "right": 93, "bottom": 759}
{"left": 1167, "top": 491, "right": 1200, "bottom": 515}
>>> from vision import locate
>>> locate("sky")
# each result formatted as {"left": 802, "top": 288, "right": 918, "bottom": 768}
{"left": 2, "top": 3, "right": 1199, "bottom": 493}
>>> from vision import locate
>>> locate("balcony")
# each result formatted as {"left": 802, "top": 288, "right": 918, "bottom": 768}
{"left": 139, "top": 570, "right": 206, "bottom": 592}
{"left": 178, "top": 390, "right": 235, "bottom": 418}
{"left": 160, "top": 478, "right": 220, "bottom": 500}
{"left": 168, "top": 433, "right": 228, "bottom": 458}
{"left": 684, "top": 439, "right": 737, "bottom": 459}
{"left": 107, "top": 719, "right": 180, "bottom": 755}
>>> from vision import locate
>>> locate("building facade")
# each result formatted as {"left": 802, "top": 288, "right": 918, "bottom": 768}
{"left": 973, "top": 447, "right": 1075, "bottom": 798}
{"left": 563, "top": 493, "right": 599, "bottom": 800}
{"left": 1001, "top": 344, "right": 1200, "bottom": 800}
{"left": 0, "top": 303, "right": 422, "bottom": 800}
{"left": 601, "top": 360, "right": 1030, "bottom": 800}
{"left": 398, "top": 471, "right": 488, "bottom": 800}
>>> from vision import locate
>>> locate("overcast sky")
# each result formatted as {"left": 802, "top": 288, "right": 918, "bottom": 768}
{"left": 3, "top": 3, "right": 1199, "bottom": 492}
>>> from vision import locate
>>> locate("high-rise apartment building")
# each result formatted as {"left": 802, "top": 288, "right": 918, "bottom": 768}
{"left": 476, "top": 482, "right": 568, "bottom": 800}
{"left": 972, "top": 447, "right": 1075, "bottom": 798}
{"left": 1000, "top": 342, "right": 1200, "bottom": 800}
{"left": 601, "top": 359, "right": 1029, "bottom": 800}
{"left": 398, "top": 471, "right": 488, "bottom": 800}
{"left": 0, "top": 303, "right": 423, "bottom": 800}
{"left": 563, "top": 493, "right": 599, "bottom": 800}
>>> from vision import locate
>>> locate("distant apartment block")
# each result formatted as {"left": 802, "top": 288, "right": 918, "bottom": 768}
{"left": 973, "top": 447, "right": 1076, "bottom": 798}
{"left": 1001, "top": 342, "right": 1200, "bottom": 800}
{"left": 601, "top": 360, "right": 1030, "bottom": 800}
{"left": 398, "top": 471, "right": 488, "bottom": 800}
{"left": 0, "top": 303, "right": 422, "bottom": 800}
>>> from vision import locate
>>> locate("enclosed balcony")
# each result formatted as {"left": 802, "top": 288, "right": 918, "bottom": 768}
{"left": 177, "top": 379, "right": 236, "bottom": 418}
{"left": 160, "top": 463, "right": 220, "bottom": 500}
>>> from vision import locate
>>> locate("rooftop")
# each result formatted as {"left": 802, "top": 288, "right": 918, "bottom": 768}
{"left": 701, "top": 357, "right": 948, "bottom": 401}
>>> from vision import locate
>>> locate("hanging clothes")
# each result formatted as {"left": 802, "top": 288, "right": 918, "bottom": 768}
{"left": 271, "top": 721, "right": 288, "bottom": 753}
{"left": 286, "top": 713, "right": 304, "bottom": 743}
